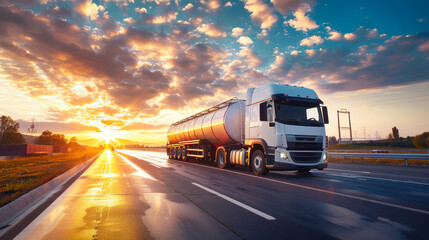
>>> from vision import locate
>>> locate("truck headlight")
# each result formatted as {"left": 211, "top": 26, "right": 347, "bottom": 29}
{"left": 322, "top": 152, "right": 328, "bottom": 162}
{"left": 280, "top": 152, "right": 288, "bottom": 160}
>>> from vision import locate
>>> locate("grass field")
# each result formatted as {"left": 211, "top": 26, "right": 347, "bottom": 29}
{"left": 0, "top": 149, "right": 102, "bottom": 207}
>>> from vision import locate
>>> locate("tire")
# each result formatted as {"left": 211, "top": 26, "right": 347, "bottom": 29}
{"left": 182, "top": 148, "right": 188, "bottom": 161}
{"left": 251, "top": 150, "right": 267, "bottom": 176}
{"left": 173, "top": 148, "right": 177, "bottom": 160}
{"left": 169, "top": 149, "right": 173, "bottom": 159}
{"left": 216, "top": 147, "right": 228, "bottom": 169}
{"left": 297, "top": 169, "right": 310, "bottom": 174}
{"left": 177, "top": 148, "right": 182, "bottom": 160}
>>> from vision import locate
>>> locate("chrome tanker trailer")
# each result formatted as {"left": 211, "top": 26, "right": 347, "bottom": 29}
{"left": 167, "top": 83, "right": 329, "bottom": 175}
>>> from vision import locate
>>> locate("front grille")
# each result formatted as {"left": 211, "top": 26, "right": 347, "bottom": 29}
{"left": 286, "top": 135, "right": 323, "bottom": 150}
{"left": 290, "top": 152, "right": 322, "bottom": 163}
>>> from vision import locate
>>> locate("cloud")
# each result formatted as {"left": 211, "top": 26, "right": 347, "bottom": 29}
{"left": 206, "top": 0, "right": 220, "bottom": 11}
{"left": 242, "top": 0, "right": 278, "bottom": 29}
{"left": 305, "top": 49, "right": 317, "bottom": 57}
{"left": 257, "top": 29, "right": 268, "bottom": 39}
{"left": 146, "top": 12, "right": 178, "bottom": 24}
{"left": 286, "top": 4, "right": 318, "bottom": 32}
{"left": 197, "top": 23, "right": 227, "bottom": 38}
{"left": 231, "top": 27, "right": 244, "bottom": 37}
{"left": 75, "top": 0, "right": 105, "bottom": 21}
{"left": 290, "top": 50, "right": 301, "bottom": 56}
{"left": 135, "top": 7, "right": 147, "bottom": 14}
{"left": 271, "top": 0, "right": 314, "bottom": 14}
{"left": 328, "top": 31, "right": 342, "bottom": 40}
{"left": 123, "top": 17, "right": 135, "bottom": 24}
{"left": 238, "top": 46, "right": 262, "bottom": 68}
{"left": 343, "top": 27, "right": 385, "bottom": 42}
{"left": 144, "top": 0, "right": 171, "bottom": 5}
{"left": 344, "top": 33, "right": 357, "bottom": 41}
{"left": 120, "top": 122, "right": 169, "bottom": 131}
{"left": 237, "top": 36, "right": 253, "bottom": 46}
{"left": 326, "top": 27, "right": 342, "bottom": 40}
{"left": 182, "top": 3, "right": 193, "bottom": 12}
{"left": 16, "top": 120, "right": 99, "bottom": 134}
{"left": 418, "top": 40, "right": 429, "bottom": 52}
{"left": 269, "top": 33, "right": 429, "bottom": 93}
{"left": 300, "top": 35, "right": 323, "bottom": 47}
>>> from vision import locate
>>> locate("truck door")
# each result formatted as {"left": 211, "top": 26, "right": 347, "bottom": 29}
{"left": 259, "top": 100, "right": 276, "bottom": 146}
{"left": 249, "top": 104, "right": 260, "bottom": 138}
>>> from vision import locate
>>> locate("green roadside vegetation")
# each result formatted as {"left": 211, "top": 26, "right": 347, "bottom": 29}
{"left": 328, "top": 143, "right": 428, "bottom": 166}
{"left": 0, "top": 149, "right": 102, "bottom": 207}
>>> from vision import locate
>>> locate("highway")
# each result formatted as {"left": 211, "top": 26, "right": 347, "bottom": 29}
{"left": 4, "top": 149, "right": 429, "bottom": 240}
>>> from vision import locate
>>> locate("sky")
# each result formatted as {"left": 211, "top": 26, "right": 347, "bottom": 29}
{"left": 0, "top": 0, "right": 428, "bottom": 145}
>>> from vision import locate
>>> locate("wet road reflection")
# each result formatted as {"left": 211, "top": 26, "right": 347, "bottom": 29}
{"left": 118, "top": 150, "right": 170, "bottom": 168}
{"left": 15, "top": 150, "right": 238, "bottom": 240}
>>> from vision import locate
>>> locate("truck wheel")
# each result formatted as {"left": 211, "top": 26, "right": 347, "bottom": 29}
{"left": 216, "top": 147, "right": 229, "bottom": 169}
{"left": 182, "top": 148, "right": 188, "bottom": 161}
{"left": 173, "top": 148, "right": 177, "bottom": 160}
{"left": 169, "top": 149, "right": 173, "bottom": 159}
{"left": 251, "top": 150, "right": 267, "bottom": 176}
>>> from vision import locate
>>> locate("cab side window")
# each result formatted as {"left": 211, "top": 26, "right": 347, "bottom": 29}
{"left": 260, "top": 101, "right": 274, "bottom": 122}
{"left": 267, "top": 100, "right": 273, "bottom": 122}
{"left": 260, "top": 102, "right": 267, "bottom": 121}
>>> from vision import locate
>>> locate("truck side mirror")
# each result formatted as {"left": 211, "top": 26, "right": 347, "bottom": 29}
{"left": 322, "top": 106, "right": 329, "bottom": 124}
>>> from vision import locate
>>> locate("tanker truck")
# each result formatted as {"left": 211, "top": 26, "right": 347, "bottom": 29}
{"left": 166, "top": 83, "right": 329, "bottom": 175}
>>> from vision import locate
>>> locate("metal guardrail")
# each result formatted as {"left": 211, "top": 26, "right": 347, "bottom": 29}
{"left": 328, "top": 152, "right": 429, "bottom": 166}
{"left": 329, "top": 149, "right": 426, "bottom": 152}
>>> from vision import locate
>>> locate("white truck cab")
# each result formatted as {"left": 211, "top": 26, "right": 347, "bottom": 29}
{"left": 245, "top": 84, "right": 329, "bottom": 173}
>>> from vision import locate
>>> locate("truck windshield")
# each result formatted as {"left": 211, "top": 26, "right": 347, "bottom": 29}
{"left": 274, "top": 102, "right": 323, "bottom": 127}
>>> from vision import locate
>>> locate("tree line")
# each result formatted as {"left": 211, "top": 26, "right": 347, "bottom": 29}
{"left": 0, "top": 115, "right": 80, "bottom": 149}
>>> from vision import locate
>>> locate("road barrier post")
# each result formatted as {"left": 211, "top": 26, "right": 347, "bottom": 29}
{"left": 404, "top": 158, "right": 408, "bottom": 167}
{"left": 361, "top": 157, "right": 363, "bottom": 164}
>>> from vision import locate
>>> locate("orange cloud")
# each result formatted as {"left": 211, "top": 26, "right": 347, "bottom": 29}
{"left": 242, "top": 0, "right": 278, "bottom": 29}
{"left": 286, "top": 4, "right": 318, "bottom": 32}
{"left": 197, "top": 23, "right": 227, "bottom": 38}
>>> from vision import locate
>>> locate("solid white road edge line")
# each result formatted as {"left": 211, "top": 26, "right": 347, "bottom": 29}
{"left": 192, "top": 182, "right": 276, "bottom": 221}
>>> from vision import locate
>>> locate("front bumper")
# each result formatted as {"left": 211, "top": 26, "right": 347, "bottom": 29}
{"left": 269, "top": 147, "right": 328, "bottom": 170}
{"left": 267, "top": 162, "right": 327, "bottom": 170}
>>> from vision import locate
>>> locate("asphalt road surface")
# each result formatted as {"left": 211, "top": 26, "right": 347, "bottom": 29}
{"left": 4, "top": 150, "right": 429, "bottom": 240}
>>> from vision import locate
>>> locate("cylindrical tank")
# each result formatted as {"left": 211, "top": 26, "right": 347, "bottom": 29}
{"left": 167, "top": 100, "right": 245, "bottom": 146}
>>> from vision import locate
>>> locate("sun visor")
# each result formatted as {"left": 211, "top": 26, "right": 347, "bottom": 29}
{"left": 272, "top": 94, "right": 323, "bottom": 106}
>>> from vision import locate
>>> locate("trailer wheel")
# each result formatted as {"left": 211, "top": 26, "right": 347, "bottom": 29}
{"left": 251, "top": 150, "right": 268, "bottom": 176}
{"left": 173, "top": 148, "right": 177, "bottom": 160}
{"left": 177, "top": 148, "right": 182, "bottom": 160}
{"left": 169, "top": 149, "right": 173, "bottom": 159}
{"left": 182, "top": 148, "right": 188, "bottom": 161}
{"left": 216, "top": 147, "right": 229, "bottom": 169}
